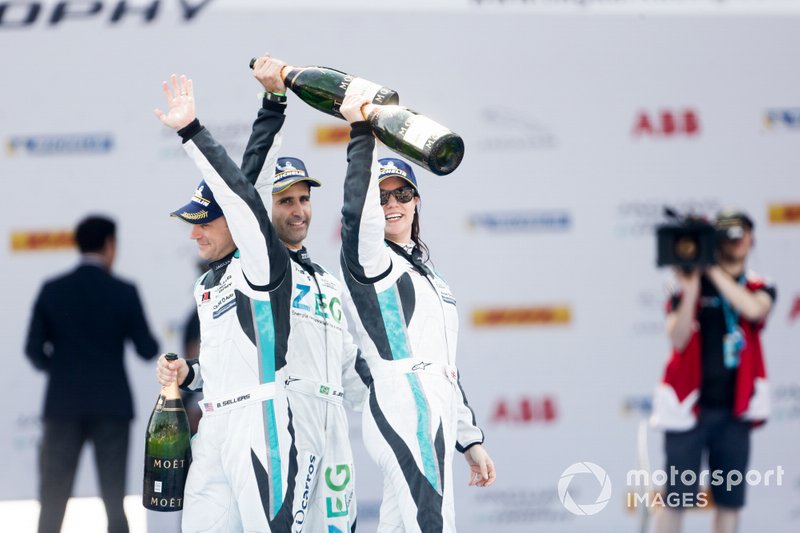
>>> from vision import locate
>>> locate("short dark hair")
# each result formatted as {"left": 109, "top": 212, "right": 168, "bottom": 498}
{"left": 75, "top": 215, "right": 116, "bottom": 253}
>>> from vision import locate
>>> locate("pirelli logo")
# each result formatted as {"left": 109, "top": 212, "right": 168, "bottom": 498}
{"left": 471, "top": 306, "right": 572, "bottom": 327}
{"left": 315, "top": 125, "right": 350, "bottom": 145}
{"left": 10, "top": 230, "right": 74, "bottom": 251}
{"left": 768, "top": 204, "right": 800, "bottom": 224}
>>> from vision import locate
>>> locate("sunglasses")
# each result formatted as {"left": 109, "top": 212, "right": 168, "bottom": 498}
{"left": 379, "top": 186, "right": 416, "bottom": 206}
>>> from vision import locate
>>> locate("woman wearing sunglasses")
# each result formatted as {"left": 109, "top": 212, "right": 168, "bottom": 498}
{"left": 338, "top": 94, "right": 496, "bottom": 532}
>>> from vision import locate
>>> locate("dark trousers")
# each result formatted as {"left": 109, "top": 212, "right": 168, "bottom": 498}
{"left": 664, "top": 407, "right": 751, "bottom": 509}
{"left": 38, "top": 418, "right": 130, "bottom": 533}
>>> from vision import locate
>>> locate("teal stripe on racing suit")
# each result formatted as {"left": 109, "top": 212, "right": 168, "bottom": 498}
{"left": 339, "top": 122, "right": 484, "bottom": 533}
{"left": 179, "top": 99, "right": 363, "bottom": 532}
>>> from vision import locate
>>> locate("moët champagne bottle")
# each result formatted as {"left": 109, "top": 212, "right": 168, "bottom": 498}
{"left": 364, "top": 104, "right": 465, "bottom": 176}
{"left": 249, "top": 59, "right": 399, "bottom": 119}
{"left": 143, "top": 353, "right": 192, "bottom": 512}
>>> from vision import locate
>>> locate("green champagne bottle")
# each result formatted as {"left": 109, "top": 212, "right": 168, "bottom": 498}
{"left": 249, "top": 59, "right": 399, "bottom": 119}
{"left": 143, "top": 353, "right": 192, "bottom": 512}
{"left": 364, "top": 104, "right": 465, "bottom": 176}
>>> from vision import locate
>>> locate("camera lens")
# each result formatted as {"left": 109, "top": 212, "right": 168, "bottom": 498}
{"left": 674, "top": 235, "right": 699, "bottom": 260}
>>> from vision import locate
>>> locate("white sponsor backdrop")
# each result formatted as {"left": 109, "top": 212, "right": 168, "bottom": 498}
{"left": 2, "top": 2, "right": 799, "bottom": 532}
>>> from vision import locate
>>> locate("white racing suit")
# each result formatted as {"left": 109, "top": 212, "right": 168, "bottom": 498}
{"left": 339, "top": 123, "right": 485, "bottom": 533}
{"left": 177, "top": 100, "right": 365, "bottom": 532}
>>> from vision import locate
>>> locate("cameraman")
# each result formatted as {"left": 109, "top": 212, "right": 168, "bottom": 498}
{"left": 652, "top": 210, "right": 775, "bottom": 533}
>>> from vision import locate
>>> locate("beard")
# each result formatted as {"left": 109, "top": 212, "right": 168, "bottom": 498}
{"left": 277, "top": 219, "right": 308, "bottom": 248}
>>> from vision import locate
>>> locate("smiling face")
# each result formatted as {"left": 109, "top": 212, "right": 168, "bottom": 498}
{"left": 190, "top": 216, "right": 236, "bottom": 261}
{"left": 380, "top": 176, "right": 419, "bottom": 245}
{"left": 272, "top": 182, "right": 312, "bottom": 250}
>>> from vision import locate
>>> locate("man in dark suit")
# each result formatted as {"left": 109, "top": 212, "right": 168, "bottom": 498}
{"left": 25, "top": 215, "right": 159, "bottom": 533}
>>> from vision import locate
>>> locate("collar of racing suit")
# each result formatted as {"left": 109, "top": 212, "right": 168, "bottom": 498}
{"left": 289, "top": 246, "right": 317, "bottom": 277}
{"left": 385, "top": 240, "right": 432, "bottom": 277}
{"left": 208, "top": 250, "right": 235, "bottom": 272}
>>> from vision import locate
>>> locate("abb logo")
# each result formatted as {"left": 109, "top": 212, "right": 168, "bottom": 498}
{"left": 632, "top": 109, "right": 700, "bottom": 137}
{"left": 790, "top": 296, "right": 800, "bottom": 323}
{"left": 490, "top": 396, "right": 558, "bottom": 424}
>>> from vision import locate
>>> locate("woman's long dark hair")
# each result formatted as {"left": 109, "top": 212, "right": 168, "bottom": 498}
{"left": 410, "top": 199, "right": 431, "bottom": 264}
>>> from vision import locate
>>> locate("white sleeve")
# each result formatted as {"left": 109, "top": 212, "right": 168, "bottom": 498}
{"left": 183, "top": 126, "right": 287, "bottom": 290}
{"left": 340, "top": 128, "right": 392, "bottom": 282}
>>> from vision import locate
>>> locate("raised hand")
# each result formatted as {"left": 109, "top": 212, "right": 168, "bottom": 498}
{"left": 154, "top": 74, "right": 196, "bottom": 130}
{"left": 340, "top": 93, "right": 372, "bottom": 124}
{"left": 252, "top": 53, "right": 287, "bottom": 95}
{"left": 672, "top": 266, "right": 701, "bottom": 296}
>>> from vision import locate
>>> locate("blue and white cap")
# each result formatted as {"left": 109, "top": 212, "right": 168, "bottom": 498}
{"left": 273, "top": 157, "right": 322, "bottom": 194}
{"left": 170, "top": 180, "right": 224, "bottom": 224}
{"left": 378, "top": 158, "right": 418, "bottom": 191}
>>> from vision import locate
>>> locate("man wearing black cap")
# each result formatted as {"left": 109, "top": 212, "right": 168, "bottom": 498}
{"left": 153, "top": 57, "right": 363, "bottom": 533}
{"left": 652, "top": 209, "right": 775, "bottom": 533}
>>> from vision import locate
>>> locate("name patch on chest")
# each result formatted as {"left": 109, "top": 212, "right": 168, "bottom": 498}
{"left": 212, "top": 291, "right": 237, "bottom": 319}
{"left": 432, "top": 276, "right": 457, "bottom": 306}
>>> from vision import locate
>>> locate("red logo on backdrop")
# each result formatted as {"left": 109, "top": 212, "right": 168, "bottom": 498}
{"left": 789, "top": 296, "right": 800, "bottom": 323}
{"left": 632, "top": 109, "right": 700, "bottom": 137}
{"left": 490, "top": 396, "right": 558, "bottom": 424}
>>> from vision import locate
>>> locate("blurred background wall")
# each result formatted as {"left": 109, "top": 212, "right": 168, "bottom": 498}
{"left": 1, "top": 1, "right": 798, "bottom": 531}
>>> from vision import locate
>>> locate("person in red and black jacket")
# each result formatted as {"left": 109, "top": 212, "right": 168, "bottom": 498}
{"left": 652, "top": 209, "right": 775, "bottom": 533}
